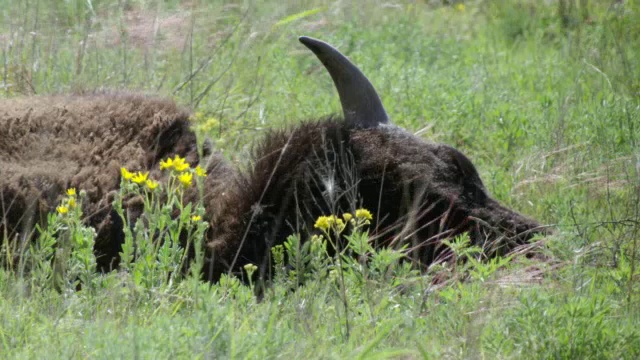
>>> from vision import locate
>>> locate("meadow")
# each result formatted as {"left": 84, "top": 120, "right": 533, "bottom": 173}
{"left": 1, "top": 0, "right": 639, "bottom": 358}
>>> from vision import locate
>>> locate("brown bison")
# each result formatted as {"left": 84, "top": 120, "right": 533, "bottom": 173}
{"left": 203, "top": 37, "right": 547, "bottom": 283}
{"left": 0, "top": 91, "right": 231, "bottom": 271}
{"left": 1, "top": 36, "right": 546, "bottom": 285}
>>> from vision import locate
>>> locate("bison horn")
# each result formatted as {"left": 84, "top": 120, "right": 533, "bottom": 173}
{"left": 299, "top": 36, "right": 389, "bottom": 128}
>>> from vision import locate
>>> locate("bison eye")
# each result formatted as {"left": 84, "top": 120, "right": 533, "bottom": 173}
{"left": 465, "top": 184, "right": 488, "bottom": 205}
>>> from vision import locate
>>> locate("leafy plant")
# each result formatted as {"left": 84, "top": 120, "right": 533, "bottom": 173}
{"left": 115, "top": 156, "right": 208, "bottom": 290}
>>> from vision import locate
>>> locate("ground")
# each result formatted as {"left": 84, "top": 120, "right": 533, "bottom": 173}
{"left": 0, "top": 0, "right": 639, "bottom": 358}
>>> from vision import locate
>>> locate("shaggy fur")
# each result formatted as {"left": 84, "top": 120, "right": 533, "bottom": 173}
{"left": 203, "top": 36, "right": 548, "bottom": 283}
{"left": 204, "top": 118, "right": 546, "bottom": 282}
{"left": 0, "top": 37, "right": 548, "bottom": 286}
{"left": 0, "top": 92, "right": 229, "bottom": 271}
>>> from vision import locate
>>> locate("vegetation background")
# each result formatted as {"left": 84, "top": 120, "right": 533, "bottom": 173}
{"left": 1, "top": 0, "right": 639, "bottom": 358}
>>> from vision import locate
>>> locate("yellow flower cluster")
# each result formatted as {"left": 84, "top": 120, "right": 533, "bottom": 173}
{"left": 145, "top": 179, "right": 159, "bottom": 190}
{"left": 355, "top": 208, "right": 373, "bottom": 221}
{"left": 313, "top": 208, "right": 373, "bottom": 232}
{"left": 131, "top": 171, "right": 148, "bottom": 184}
{"left": 120, "top": 167, "right": 134, "bottom": 180}
{"left": 178, "top": 172, "right": 193, "bottom": 187}
{"left": 160, "top": 155, "right": 190, "bottom": 172}
{"left": 195, "top": 165, "right": 207, "bottom": 177}
{"left": 243, "top": 263, "right": 258, "bottom": 276}
{"left": 158, "top": 155, "right": 207, "bottom": 188}
{"left": 314, "top": 215, "right": 346, "bottom": 232}
{"left": 121, "top": 167, "right": 159, "bottom": 191}
{"left": 120, "top": 155, "right": 205, "bottom": 190}
{"left": 56, "top": 188, "right": 78, "bottom": 215}
{"left": 192, "top": 112, "right": 220, "bottom": 134}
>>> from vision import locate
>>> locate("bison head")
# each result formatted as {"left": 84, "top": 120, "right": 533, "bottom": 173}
{"left": 205, "top": 37, "right": 549, "bottom": 281}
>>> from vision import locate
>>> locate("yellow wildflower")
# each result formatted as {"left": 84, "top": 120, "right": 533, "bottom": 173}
{"left": 145, "top": 179, "right": 159, "bottom": 190}
{"left": 172, "top": 155, "right": 190, "bottom": 172}
{"left": 160, "top": 157, "right": 174, "bottom": 170}
{"left": 57, "top": 205, "right": 69, "bottom": 215}
{"left": 178, "top": 172, "right": 193, "bottom": 187}
{"left": 244, "top": 263, "right": 258, "bottom": 274}
{"left": 121, "top": 167, "right": 134, "bottom": 180}
{"left": 314, "top": 216, "right": 331, "bottom": 231}
{"left": 355, "top": 208, "right": 373, "bottom": 221}
{"left": 195, "top": 116, "right": 220, "bottom": 133}
{"left": 67, "top": 197, "right": 76, "bottom": 208}
{"left": 195, "top": 165, "right": 207, "bottom": 177}
{"left": 131, "top": 171, "right": 149, "bottom": 185}
{"left": 455, "top": 3, "right": 465, "bottom": 12}
{"left": 314, "top": 215, "right": 346, "bottom": 232}
{"left": 174, "top": 162, "right": 190, "bottom": 172}
{"left": 66, "top": 188, "right": 76, "bottom": 197}
{"left": 191, "top": 215, "right": 202, "bottom": 222}
{"left": 342, "top": 213, "right": 353, "bottom": 222}
{"left": 193, "top": 111, "right": 205, "bottom": 121}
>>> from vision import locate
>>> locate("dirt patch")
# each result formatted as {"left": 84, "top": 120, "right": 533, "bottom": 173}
{"left": 96, "top": 9, "right": 192, "bottom": 51}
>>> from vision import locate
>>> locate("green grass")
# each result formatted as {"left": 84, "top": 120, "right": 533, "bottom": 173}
{"left": 2, "top": 0, "right": 640, "bottom": 358}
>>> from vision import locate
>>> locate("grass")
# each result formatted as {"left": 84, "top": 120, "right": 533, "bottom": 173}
{"left": 1, "top": 0, "right": 640, "bottom": 358}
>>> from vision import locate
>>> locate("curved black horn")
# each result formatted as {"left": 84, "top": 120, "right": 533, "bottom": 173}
{"left": 299, "top": 36, "right": 389, "bottom": 128}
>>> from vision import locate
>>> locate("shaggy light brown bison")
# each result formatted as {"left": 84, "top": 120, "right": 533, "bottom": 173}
{"left": 0, "top": 92, "right": 230, "bottom": 271}
{"left": 203, "top": 37, "right": 547, "bottom": 283}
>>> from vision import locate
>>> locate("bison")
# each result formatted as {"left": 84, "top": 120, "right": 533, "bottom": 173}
{"left": 1, "top": 37, "right": 547, "bottom": 286}
{"left": 203, "top": 37, "right": 547, "bottom": 283}
{"left": 0, "top": 91, "right": 231, "bottom": 272}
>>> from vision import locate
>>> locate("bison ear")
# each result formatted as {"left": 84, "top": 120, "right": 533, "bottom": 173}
{"left": 451, "top": 147, "right": 480, "bottom": 180}
{"left": 437, "top": 145, "right": 482, "bottom": 181}
{"left": 299, "top": 36, "right": 389, "bottom": 128}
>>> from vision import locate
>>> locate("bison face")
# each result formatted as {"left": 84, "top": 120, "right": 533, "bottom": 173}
{"left": 298, "top": 36, "right": 548, "bottom": 264}
{"left": 204, "top": 37, "right": 549, "bottom": 282}
{"left": 348, "top": 124, "right": 545, "bottom": 266}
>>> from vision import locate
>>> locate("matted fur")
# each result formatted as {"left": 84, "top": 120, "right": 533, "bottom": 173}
{"left": 0, "top": 91, "right": 229, "bottom": 271}
{"left": 203, "top": 36, "right": 548, "bottom": 283}
{"left": 204, "top": 118, "right": 546, "bottom": 282}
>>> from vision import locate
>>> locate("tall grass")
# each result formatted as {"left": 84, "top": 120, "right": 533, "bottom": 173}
{"left": 1, "top": 0, "right": 639, "bottom": 358}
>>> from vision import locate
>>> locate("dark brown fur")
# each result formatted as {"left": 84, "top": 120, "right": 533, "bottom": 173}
{"left": 204, "top": 117, "right": 547, "bottom": 282}
{"left": 0, "top": 91, "right": 229, "bottom": 271}
{"left": 202, "top": 34, "right": 548, "bottom": 283}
